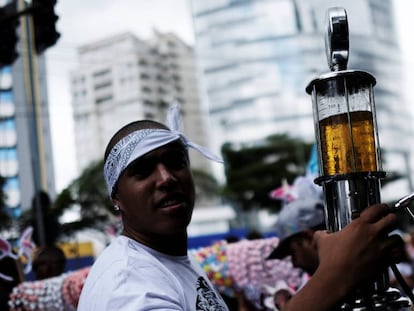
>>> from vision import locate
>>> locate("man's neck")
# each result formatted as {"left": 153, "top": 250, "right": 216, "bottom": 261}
{"left": 122, "top": 230, "right": 188, "bottom": 256}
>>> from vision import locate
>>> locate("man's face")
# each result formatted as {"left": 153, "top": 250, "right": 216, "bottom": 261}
{"left": 114, "top": 141, "right": 195, "bottom": 238}
{"left": 286, "top": 232, "right": 319, "bottom": 275}
{"left": 274, "top": 289, "right": 293, "bottom": 310}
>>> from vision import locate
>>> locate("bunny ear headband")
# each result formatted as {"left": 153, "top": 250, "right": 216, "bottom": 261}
{"left": 104, "top": 104, "right": 223, "bottom": 197}
{"left": 0, "top": 226, "right": 36, "bottom": 281}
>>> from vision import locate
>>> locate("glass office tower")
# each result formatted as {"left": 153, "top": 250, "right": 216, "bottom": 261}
{"left": 191, "top": 0, "right": 413, "bottom": 198}
{"left": 0, "top": 67, "right": 20, "bottom": 217}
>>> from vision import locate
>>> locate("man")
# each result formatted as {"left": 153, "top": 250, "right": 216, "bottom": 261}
{"left": 267, "top": 198, "right": 406, "bottom": 311}
{"left": 77, "top": 106, "right": 229, "bottom": 310}
{"left": 78, "top": 105, "right": 404, "bottom": 311}
{"left": 267, "top": 198, "right": 325, "bottom": 276}
{"left": 265, "top": 198, "right": 324, "bottom": 310}
{"left": 32, "top": 246, "right": 67, "bottom": 280}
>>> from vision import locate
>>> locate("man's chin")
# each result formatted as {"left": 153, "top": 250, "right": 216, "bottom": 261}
{"left": 305, "top": 266, "right": 317, "bottom": 276}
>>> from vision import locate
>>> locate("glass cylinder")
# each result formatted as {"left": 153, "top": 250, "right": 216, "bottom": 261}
{"left": 306, "top": 70, "right": 381, "bottom": 177}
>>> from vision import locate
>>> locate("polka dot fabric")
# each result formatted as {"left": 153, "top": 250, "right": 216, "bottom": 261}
{"left": 190, "top": 237, "right": 303, "bottom": 304}
{"left": 190, "top": 241, "right": 235, "bottom": 297}
{"left": 226, "top": 237, "right": 303, "bottom": 291}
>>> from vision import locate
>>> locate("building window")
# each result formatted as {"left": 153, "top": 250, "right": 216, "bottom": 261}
{"left": 144, "top": 100, "right": 153, "bottom": 106}
{"left": 93, "top": 69, "right": 111, "bottom": 78}
{"left": 96, "top": 95, "right": 113, "bottom": 104}
{"left": 141, "top": 86, "right": 152, "bottom": 93}
{"left": 94, "top": 81, "right": 112, "bottom": 90}
{"left": 72, "top": 75, "right": 86, "bottom": 85}
{"left": 144, "top": 112, "right": 155, "bottom": 119}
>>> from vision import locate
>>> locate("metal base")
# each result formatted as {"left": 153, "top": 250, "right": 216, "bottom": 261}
{"left": 339, "top": 287, "right": 411, "bottom": 310}
{"left": 316, "top": 171, "right": 386, "bottom": 232}
{"left": 316, "top": 172, "right": 411, "bottom": 311}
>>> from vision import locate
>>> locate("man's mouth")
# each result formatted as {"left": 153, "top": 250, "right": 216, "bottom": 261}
{"left": 160, "top": 199, "right": 183, "bottom": 208}
{"left": 157, "top": 195, "right": 187, "bottom": 210}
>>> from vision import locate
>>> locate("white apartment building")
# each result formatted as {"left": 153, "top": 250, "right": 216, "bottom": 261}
{"left": 70, "top": 31, "right": 212, "bottom": 178}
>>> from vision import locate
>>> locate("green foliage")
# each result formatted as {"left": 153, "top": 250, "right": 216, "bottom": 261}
{"left": 69, "top": 159, "right": 113, "bottom": 218}
{"left": 192, "top": 168, "right": 219, "bottom": 197}
{"left": 52, "top": 159, "right": 114, "bottom": 237}
{"left": 221, "top": 134, "right": 313, "bottom": 212}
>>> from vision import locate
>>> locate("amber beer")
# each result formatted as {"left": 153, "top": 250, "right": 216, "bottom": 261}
{"left": 319, "top": 110, "right": 377, "bottom": 176}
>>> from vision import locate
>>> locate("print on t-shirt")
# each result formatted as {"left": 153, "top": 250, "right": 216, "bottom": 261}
{"left": 195, "top": 277, "right": 227, "bottom": 310}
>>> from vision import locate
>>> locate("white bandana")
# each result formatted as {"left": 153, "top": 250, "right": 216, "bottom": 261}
{"left": 103, "top": 105, "right": 223, "bottom": 197}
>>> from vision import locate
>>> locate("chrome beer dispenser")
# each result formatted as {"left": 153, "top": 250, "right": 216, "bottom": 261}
{"left": 306, "top": 7, "right": 410, "bottom": 310}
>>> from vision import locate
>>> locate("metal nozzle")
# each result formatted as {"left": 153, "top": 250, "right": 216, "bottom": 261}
{"left": 392, "top": 192, "right": 414, "bottom": 219}
{"left": 394, "top": 192, "right": 414, "bottom": 210}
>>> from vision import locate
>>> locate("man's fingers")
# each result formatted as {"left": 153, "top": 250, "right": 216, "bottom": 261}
{"left": 371, "top": 212, "right": 398, "bottom": 235}
{"left": 383, "top": 234, "right": 407, "bottom": 264}
{"left": 359, "top": 204, "right": 391, "bottom": 223}
{"left": 357, "top": 204, "right": 398, "bottom": 235}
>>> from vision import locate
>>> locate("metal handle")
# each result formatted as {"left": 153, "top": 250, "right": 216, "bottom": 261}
{"left": 325, "top": 7, "right": 349, "bottom": 71}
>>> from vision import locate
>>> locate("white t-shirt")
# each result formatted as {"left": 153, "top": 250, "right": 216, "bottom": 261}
{"left": 77, "top": 235, "right": 229, "bottom": 311}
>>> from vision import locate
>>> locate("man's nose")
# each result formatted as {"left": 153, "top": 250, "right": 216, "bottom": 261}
{"left": 291, "top": 256, "right": 298, "bottom": 268}
{"left": 156, "top": 163, "right": 176, "bottom": 187}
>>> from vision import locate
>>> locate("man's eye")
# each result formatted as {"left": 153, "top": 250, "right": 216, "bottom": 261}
{"left": 127, "top": 160, "right": 154, "bottom": 178}
{"left": 163, "top": 151, "right": 188, "bottom": 170}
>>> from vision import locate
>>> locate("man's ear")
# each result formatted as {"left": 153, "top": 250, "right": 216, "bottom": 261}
{"left": 303, "top": 229, "right": 319, "bottom": 249}
{"left": 112, "top": 197, "right": 120, "bottom": 208}
{"left": 303, "top": 229, "right": 316, "bottom": 241}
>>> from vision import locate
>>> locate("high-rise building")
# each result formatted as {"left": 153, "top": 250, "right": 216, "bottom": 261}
{"left": 191, "top": 0, "right": 413, "bottom": 198}
{"left": 70, "top": 31, "right": 212, "bottom": 183}
{"left": 0, "top": 40, "right": 55, "bottom": 217}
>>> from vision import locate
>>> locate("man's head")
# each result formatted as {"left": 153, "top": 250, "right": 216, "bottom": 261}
{"left": 104, "top": 119, "right": 196, "bottom": 238}
{"left": 268, "top": 198, "right": 325, "bottom": 275}
{"left": 103, "top": 105, "right": 223, "bottom": 240}
{"left": 32, "top": 246, "right": 66, "bottom": 280}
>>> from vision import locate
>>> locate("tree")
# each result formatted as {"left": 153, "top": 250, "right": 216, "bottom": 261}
{"left": 192, "top": 168, "right": 220, "bottom": 205}
{"left": 52, "top": 159, "right": 114, "bottom": 237}
{"left": 16, "top": 159, "right": 116, "bottom": 244}
{"left": 221, "top": 134, "right": 313, "bottom": 212}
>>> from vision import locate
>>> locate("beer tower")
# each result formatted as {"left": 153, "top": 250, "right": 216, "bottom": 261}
{"left": 306, "top": 7, "right": 410, "bottom": 310}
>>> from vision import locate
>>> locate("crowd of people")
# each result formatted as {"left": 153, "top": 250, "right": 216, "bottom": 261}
{"left": 1, "top": 105, "right": 414, "bottom": 310}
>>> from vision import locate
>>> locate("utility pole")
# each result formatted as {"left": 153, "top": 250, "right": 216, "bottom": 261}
{"left": 18, "top": 0, "right": 46, "bottom": 245}
{"left": 0, "top": 0, "right": 60, "bottom": 245}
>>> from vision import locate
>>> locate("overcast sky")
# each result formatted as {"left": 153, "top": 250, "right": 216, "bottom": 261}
{"left": 47, "top": 0, "right": 414, "bottom": 192}
{"left": 47, "top": 0, "right": 195, "bottom": 191}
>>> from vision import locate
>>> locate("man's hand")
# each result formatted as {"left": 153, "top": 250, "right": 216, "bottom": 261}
{"left": 282, "top": 204, "right": 405, "bottom": 311}
{"left": 314, "top": 203, "right": 404, "bottom": 287}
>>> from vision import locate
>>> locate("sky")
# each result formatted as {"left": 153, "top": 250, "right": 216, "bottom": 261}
{"left": 47, "top": 0, "right": 414, "bottom": 192}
